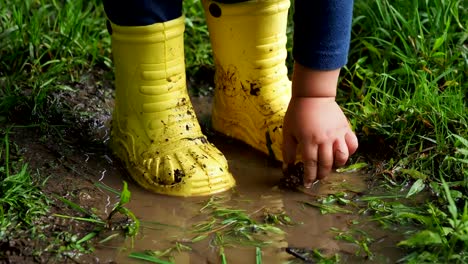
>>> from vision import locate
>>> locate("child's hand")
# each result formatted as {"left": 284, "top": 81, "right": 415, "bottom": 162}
{"left": 282, "top": 63, "right": 358, "bottom": 188}
{"left": 282, "top": 96, "right": 358, "bottom": 187}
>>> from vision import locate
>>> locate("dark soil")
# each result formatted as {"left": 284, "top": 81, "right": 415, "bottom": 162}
{"left": 279, "top": 162, "right": 304, "bottom": 190}
{"left": 1, "top": 68, "right": 124, "bottom": 264}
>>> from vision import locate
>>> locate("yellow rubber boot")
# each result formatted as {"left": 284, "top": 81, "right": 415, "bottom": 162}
{"left": 109, "top": 16, "right": 235, "bottom": 196}
{"left": 202, "top": 0, "right": 291, "bottom": 161}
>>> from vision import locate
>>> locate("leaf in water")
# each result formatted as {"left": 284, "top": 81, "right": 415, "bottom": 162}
{"left": 77, "top": 231, "right": 98, "bottom": 244}
{"left": 303, "top": 201, "right": 352, "bottom": 214}
{"left": 396, "top": 212, "right": 431, "bottom": 226}
{"left": 52, "top": 214, "right": 105, "bottom": 225}
{"left": 336, "top": 162, "right": 368, "bottom": 173}
{"left": 406, "top": 179, "right": 425, "bottom": 198}
{"left": 256, "top": 247, "right": 262, "bottom": 264}
{"left": 175, "top": 242, "right": 192, "bottom": 252}
{"left": 95, "top": 182, "right": 121, "bottom": 196}
{"left": 220, "top": 248, "right": 227, "bottom": 264}
{"left": 191, "top": 235, "right": 208, "bottom": 243}
{"left": 128, "top": 252, "right": 174, "bottom": 264}
{"left": 398, "top": 230, "right": 443, "bottom": 247}
{"left": 400, "top": 169, "right": 428, "bottom": 180}
{"left": 260, "top": 225, "right": 284, "bottom": 234}
{"left": 99, "top": 233, "right": 120, "bottom": 244}
{"left": 120, "top": 181, "right": 131, "bottom": 205}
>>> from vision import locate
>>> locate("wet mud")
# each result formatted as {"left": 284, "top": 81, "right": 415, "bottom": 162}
{"left": 94, "top": 143, "right": 402, "bottom": 263}
{"left": 95, "top": 97, "right": 406, "bottom": 263}
{"left": 280, "top": 162, "right": 304, "bottom": 189}
{"left": 3, "top": 70, "right": 405, "bottom": 263}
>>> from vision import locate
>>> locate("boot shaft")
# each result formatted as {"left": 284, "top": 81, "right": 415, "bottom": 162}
{"left": 111, "top": 17, "right": 187, "bottom": 109}
{"left": 203, "top": 0, "right": 290, "bottom": 80}
{"left": 110, "top": 17, "right": 199, "bottom": 143}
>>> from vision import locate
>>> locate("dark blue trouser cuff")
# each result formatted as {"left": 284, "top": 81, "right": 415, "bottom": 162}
{"left": 103, "top": 0, "right": 183, "bottom": 26}
{"left": 103, "top": 0, "right": 249, "bottom": 26}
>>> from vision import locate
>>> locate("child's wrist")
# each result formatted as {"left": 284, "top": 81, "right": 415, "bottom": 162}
{"left": 291, "top": 62, "right": 340, "bottom": 98}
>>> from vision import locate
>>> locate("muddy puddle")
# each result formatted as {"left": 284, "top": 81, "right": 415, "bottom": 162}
{"left": 6, "top": 85, "right": 404, "bottom": 263}
{"left": 78, "top": 97, "right": 405, "bottom": 263}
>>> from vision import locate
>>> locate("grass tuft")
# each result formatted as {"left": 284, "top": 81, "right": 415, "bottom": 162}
{"left": 0, "top": 129, "right": 49, "bottom": 240}
{"left": 0, "top": 0, "right": 111, "bottom": 122}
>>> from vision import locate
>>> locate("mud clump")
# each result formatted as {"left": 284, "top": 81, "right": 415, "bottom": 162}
{"left": 174, "top": 169, "right": 185, "bottom": 184}
{"left": 279, "top": 162, "right": 304, "bottom": 189}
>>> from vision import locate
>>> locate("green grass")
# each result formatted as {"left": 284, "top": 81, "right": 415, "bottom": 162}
{"left": 0, "top": 0, "right": 467, "bottom": 262}
{"left": 345, "top": 0, "right": 467, "bottom": 174}
{"left": 0, "top": 129, "right": 49, "bottom": 240}
{"left": 183, "top": 0, "right": 213, "bottom": 74}
{"left": 342, "top": 0, "right": 467, "bottom": 261}
{"left": 0, "top": 0, "right": 111, "bottom": 122}
{"left": 53, "top": 181, "right": 140, "bottom": 250}
{"left": 0, "top": 128, "right": 139, "bottom": 259}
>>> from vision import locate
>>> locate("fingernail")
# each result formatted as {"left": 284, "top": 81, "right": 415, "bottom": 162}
{"left": 304, "top": 180, "right": 320, "bottom": 188}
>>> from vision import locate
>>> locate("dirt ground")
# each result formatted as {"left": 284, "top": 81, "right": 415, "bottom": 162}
{"left": 2, "top": 67, "right": 119, "bottom": 263}
{"left": 1, "top": 67, "right": 404, "bottom": 263}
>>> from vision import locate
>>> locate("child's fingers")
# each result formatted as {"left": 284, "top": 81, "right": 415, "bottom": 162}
{"left": 317, "top": 143, "right": 333, "bottom": 180}
{"left": 345, "top": 132, "right": 359, "bottom": 155}
{"left": 282, "top": 133, "right": 298, "bottom": 166}
{"left": 333, "top": 139, "right": 349, "bottom": 167}
{"left": 301, "top": 143, "right": 318, "bottom": 188}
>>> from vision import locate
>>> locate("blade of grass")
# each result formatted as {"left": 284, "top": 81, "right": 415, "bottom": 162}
{"left": 256, "top": 247, "right": 262, "bottom": 264}
{"left": 128, "top": 252, "right": 174, "bottom": 264}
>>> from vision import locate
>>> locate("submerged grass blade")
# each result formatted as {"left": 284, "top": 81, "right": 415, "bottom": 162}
{"left": 256, "top": 247, "right": 262, "bottom": 264}
{"left": 336, "top": 162, "right": 368, "bottom": 173}
{"left": 220, "top": 248, "right": 227, "bottom": 264}
{"left": 77, "top": 231, "right": 99, "bottom": 244}
{"left": 94, "top": 182, "right": 121, "bottom": 196}
{"left": 52, "top": 214, "right": 105, "bottom": 225}
{"left": 303, "top": 201, "right": 353, "bottom": 214}
{"left": 54, "top": 195, "right": 93, "bottom": 217}
{"left": 99, "top": 233, "right": 120, "bottom": 244}
{"left": 141, "top": 221, "right": 182, "bottom": 230}
{"left": 128, "top": 252, "right": 174, "bottom": 264}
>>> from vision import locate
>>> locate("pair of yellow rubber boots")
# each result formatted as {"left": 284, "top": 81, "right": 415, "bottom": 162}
{"left": 110, "top": 0, "right": 291, "bottom": 196}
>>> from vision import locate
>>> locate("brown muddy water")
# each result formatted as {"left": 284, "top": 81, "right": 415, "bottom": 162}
{"left": 3, "top": 71, "right": 405, "bottom": 264}
{"left": 81, "top": 97, "right": 405, "bottom": 264}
